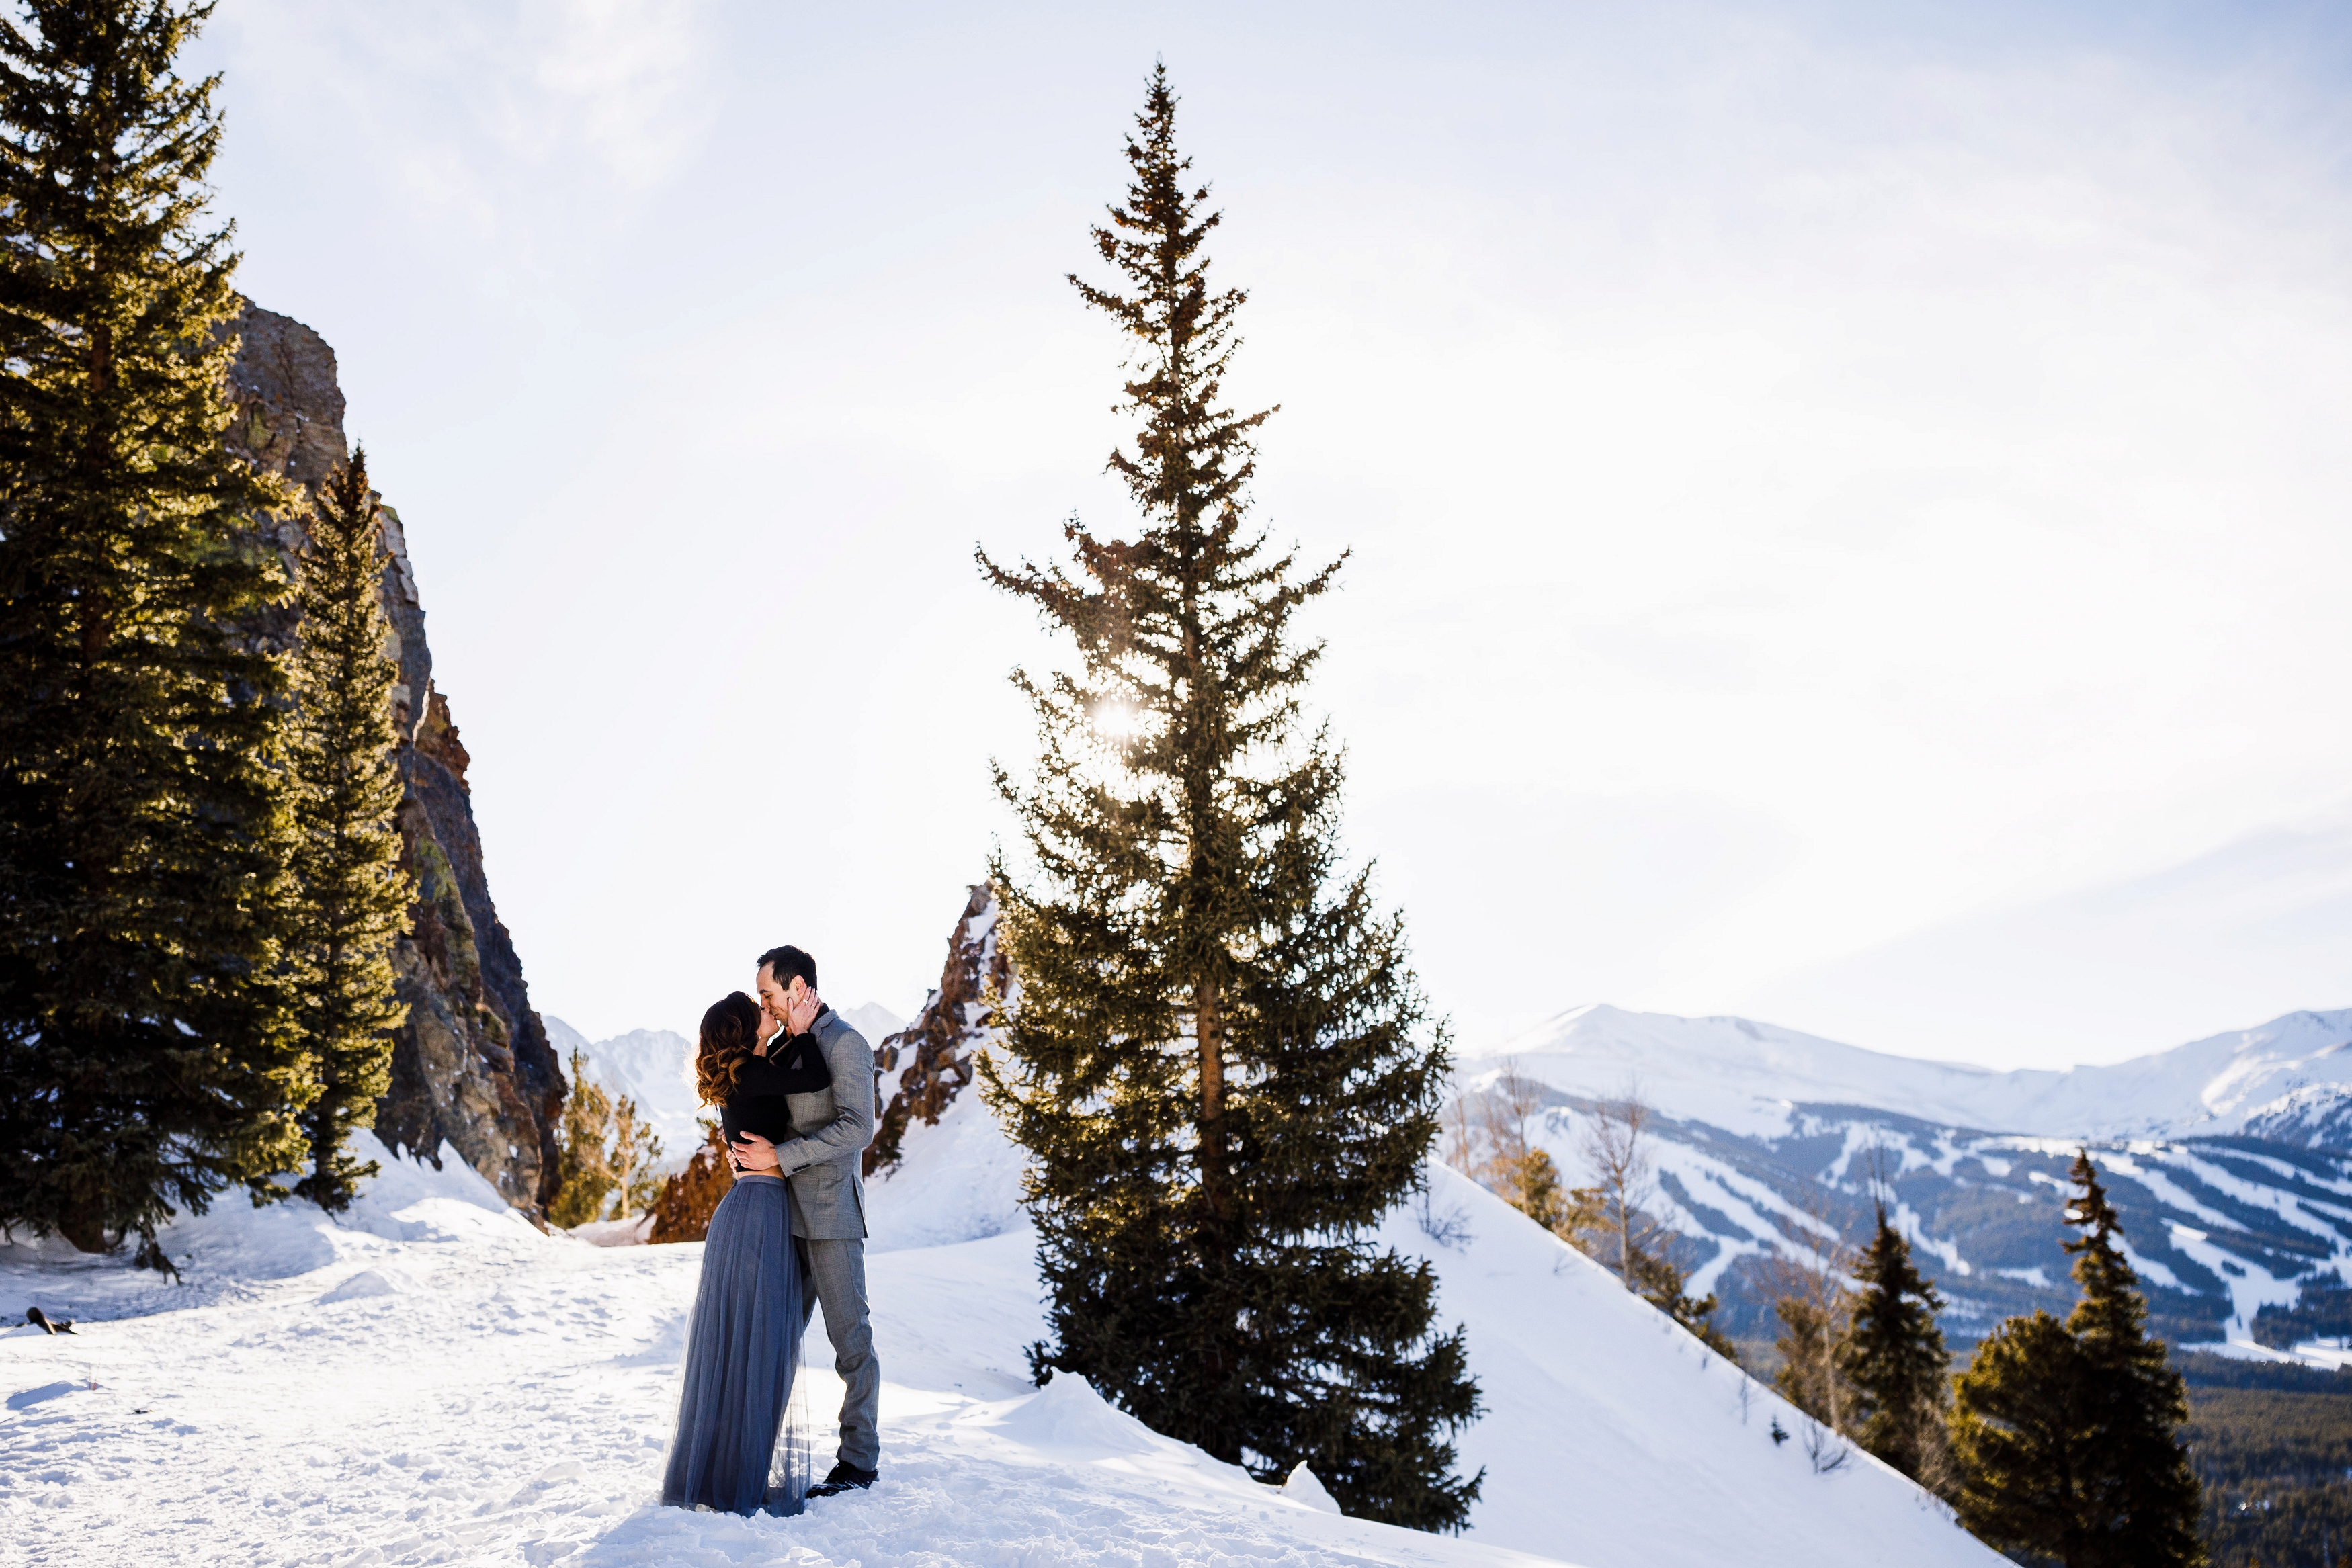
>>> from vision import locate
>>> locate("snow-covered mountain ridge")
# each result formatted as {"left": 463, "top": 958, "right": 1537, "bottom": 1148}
{"left": 1474, "top": 1002, "right": 2352, "bottom": 1147}
{"left": 1460, "top": 1004, "right": 2352, "bottom": 1354}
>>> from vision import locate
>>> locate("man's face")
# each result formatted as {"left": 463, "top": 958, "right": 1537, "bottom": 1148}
{"left": 755, "top": 963, "right": 800, "bottom": 1022}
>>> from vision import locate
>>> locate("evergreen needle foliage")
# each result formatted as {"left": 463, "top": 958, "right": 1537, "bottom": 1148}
{"left": 1951, "top": 1150, "right": 2206, "bottom": 1567}
{"left": 1837, "top": 1200, "right": 1953, "bottom": 1491}
{"left": 0, "top": 0, "right": 306, "bottom": 1260}
{"left": 547, "top": 1049, "right": 664, "bottom": 1229}
{"left": 976, "top": 64, "right": 1480, "bottom": 1532}
{"left": 283, "top": 451, "right": 411, "bottom": 1212}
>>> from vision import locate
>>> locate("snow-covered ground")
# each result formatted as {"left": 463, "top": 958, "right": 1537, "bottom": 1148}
{"left": 3, "top": 1098, "right": 2001, "bottom": 1567}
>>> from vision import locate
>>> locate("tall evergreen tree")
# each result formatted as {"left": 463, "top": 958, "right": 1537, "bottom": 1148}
{"left": 1950, "top": 1151, "right": 2206, "bottom": 1567}
{"left": 0, "top": 0, "right": 304, "bottom": 1260}
{"left": 1836, "top": 1200, "right": 1951, "bottom": 1489}
{"left": 283, "top": 452, "right": 410, "bottom": 1212}
{"left": 976, "top": 65, "right": 1481, "bottom": 1531}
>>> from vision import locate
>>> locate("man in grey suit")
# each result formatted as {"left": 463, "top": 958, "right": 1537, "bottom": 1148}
{"left": 751, "top": 944, "right": 880, "bottom": 1497}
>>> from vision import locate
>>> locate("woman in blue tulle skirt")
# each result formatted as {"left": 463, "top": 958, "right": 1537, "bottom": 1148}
{"left": 660, "top": 992, "right": 812, "bottom": 1516}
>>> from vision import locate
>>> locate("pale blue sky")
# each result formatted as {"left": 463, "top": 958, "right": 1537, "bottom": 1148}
{"left": 192, "top": 1, "right": 2352, "bottom": 1067}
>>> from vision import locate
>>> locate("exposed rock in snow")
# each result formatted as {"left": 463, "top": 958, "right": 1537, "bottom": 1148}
{"left": 868, "top": 884, "right": 1012, "bottom": 1174}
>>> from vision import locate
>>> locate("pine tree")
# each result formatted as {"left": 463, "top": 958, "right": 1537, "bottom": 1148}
{"left": 1836, "top": 1201, "right": 1951, "bottom": 1488}
{"left": 546, "top": 1051, "right": 666, "bottom": 1229}
{"left": 1502, "top": 1145, "right": 1569, "bottom": 1233}
{"left": 1949, "top": 1307, "right": 2092, "bottom": 1551}
{"left": 976, "top": 65, "right": 1480, "bottom": 1532}
{"left": 284, "top": 452, "right": 411, "bottom": 1211}
{"left": 1950, "top": 1151, "right": 2206, "bottom": 1567}
{"left": 548, "top": 1050, "right": 618, "bottom": 1229}
{"left": 0, "top": 0, "right": 306, "bottom": 1261}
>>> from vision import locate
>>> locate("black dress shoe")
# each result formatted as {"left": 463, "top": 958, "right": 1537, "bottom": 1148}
{"left": 808, "top": 1462, "right": 878, "bottom": 1497}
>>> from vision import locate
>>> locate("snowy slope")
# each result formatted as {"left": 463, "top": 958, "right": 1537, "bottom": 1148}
{"left": 860, "top": 1086, "right": 2000, "bottom": 1566}
{"left": 0, "top": 1104, "right": 2005, "bottom": 1567}
{"left": 0, "top": 1133, "right": 1561, "bottom": 1568}
{"left": 1478, "top": 1002, "right": 2352, "bottom": 1145}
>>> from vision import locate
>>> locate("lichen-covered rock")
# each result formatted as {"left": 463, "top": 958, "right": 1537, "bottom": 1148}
{"left": 225, "top": 304, "right": 565, "bottom": 1219}
{"left": 868, "top": 883, "right": 1013, "bottom": 1176}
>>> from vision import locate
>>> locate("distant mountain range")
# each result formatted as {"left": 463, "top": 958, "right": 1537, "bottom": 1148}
{"left": 1460, "top": 1004, "right": 2352, "bottom": 1353}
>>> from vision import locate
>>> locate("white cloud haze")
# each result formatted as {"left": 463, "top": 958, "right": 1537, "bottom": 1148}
{"left": 196, "top": 1, "right": 2352, "bottom": 1067}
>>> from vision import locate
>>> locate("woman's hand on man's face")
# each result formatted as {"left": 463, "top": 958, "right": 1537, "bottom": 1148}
{"left": 785, "top": 982, "right": 821, "bottom": 1036}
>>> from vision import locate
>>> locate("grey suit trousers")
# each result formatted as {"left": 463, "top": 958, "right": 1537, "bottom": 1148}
{"left": 797, "top": 1235, "right": 880, "bottom": 1471}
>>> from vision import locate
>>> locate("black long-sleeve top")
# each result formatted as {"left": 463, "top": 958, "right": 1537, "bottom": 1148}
{"left": 719, "top": 1027, "right": 833, "bottom": 1150}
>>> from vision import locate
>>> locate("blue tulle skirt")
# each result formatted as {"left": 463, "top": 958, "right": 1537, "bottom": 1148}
{"left": 660, "top": 1173, "right": 811, "bottom": 1516}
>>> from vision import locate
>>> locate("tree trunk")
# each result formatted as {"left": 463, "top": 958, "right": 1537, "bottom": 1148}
{"left": 1196, "top": 972, "right": 1227, "bottom": 1217}
{"left": 58, "top": 1192, "right": 106, "bottom": 1254}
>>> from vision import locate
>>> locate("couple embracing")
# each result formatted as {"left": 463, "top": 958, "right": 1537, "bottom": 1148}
{"left": 658, "top": 945, "right": 880, "bottom": 1517}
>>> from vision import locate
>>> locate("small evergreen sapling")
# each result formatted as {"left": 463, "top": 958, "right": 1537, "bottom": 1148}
{"left": 548, "top": 1059, "right": 618, "bottom": 1229}
{"left": 548, "top": 1049, "right": 664, "bottom": 1229}
{"left": 284, "top": 451, "right": 412, "bottom": 1211}
{"left": 1950, "top": 1150, "right": 2207, "bottom": 1567}
{"left": 977, "top": 65, "right": 1480, "bottom": 1531}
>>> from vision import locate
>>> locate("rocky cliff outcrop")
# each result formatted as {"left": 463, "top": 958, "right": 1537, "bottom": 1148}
{"left": 868, "top": 884, "right": 1013, "bottom": 1175}
{"left": 226, "top": 304, "right": 564, "bottom": 1217}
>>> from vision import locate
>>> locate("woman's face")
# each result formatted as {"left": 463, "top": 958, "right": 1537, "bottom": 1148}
{"left": 753, "top": 1002, "right": 780, "bottom": 1045}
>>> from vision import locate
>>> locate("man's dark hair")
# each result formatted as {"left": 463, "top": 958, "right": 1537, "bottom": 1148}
{"left": 757, "top": 945, "right": 818, "bottom": 992}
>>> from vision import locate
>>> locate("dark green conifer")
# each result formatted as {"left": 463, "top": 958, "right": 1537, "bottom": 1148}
{"left": 1836, "top": 1201, "right": 1951, "bottom": 1488}
{"left": 284, "top": 452, "right": 411, "bottom": 1212}
{"left": 976, "top": 64, "right": 1480, "bottom": 1532}
{"left": 1950, "top": 1151, "right": 2206, "bottom": 1567}
{"left": 0, "top": 0, "right": 305, "bottom": 1260}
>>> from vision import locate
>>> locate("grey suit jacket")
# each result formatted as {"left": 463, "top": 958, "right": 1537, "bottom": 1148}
{"left": 775, "top": 1008, "right": 874, "bottom": 1240}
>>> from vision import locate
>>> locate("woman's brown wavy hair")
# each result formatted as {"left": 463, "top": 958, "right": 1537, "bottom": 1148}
{"left": 695, "top": 992, "right": 764, "bottom": 1106}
